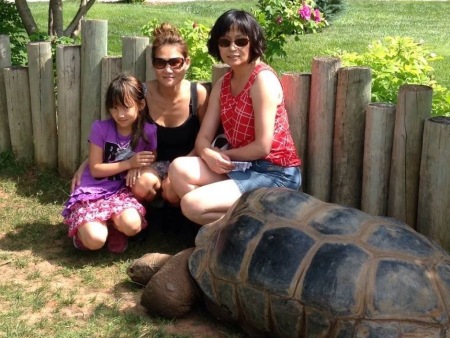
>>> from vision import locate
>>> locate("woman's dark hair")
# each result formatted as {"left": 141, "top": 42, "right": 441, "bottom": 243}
{"left": 207, "top": 9, "right": 266, "bottom": 64}
{"left": 105, "top": 74, "right": 149, "bottom": 150}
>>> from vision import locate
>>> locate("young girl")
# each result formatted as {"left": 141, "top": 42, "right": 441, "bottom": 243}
{"left": 62, "top": 74, "right": 158, "bottom": 253}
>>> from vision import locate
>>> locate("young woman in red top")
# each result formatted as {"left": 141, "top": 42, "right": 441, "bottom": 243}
{"left": 169, "top": 9, "right": 302, "bottom": 225}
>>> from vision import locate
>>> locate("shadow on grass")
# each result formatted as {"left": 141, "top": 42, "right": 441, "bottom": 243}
{"left": 0, "top": 151, "right": 71, "bottom": 205}
{"left": 0, "top": 213, "right": 198, "bottom": 269}
{"left": 0, "top": 150, "right": 199, "bottom": 267}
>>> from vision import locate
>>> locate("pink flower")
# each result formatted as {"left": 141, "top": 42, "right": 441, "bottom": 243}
{"left": 276, "top": 16, "right": 283, "bottom": 24}
{"left": 313, "top": 9, "right": 321, "bottom": 22}
{"left": 298, "top": 3, "right": 312, "bottom": 20}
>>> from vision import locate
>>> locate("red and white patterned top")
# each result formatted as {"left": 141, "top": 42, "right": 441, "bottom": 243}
{"left": 220, "top": 63, "right": 301, "bottom": 167}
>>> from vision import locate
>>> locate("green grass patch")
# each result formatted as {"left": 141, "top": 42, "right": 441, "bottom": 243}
{"left": 26, "top": 0, "right": 450, "bottom": 87}
{"left": 0, "top": 150, "right": 242, "bottom": 337}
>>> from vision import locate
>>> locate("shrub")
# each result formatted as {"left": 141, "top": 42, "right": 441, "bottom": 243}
{"left": 123, "top": 0, "right": 146, "bottom": 4}
{"left": 141, "top": 20, "right": 215, "bottom": 82}
{"left": 252, "top": 0, "right": 328, "bottom": 62}
{"left": 0, "top": 0, "right": 28, "bottom": 66}
{"left": 334, "top": 36, "right": 450, "bottom": 116}
{"left": 314, "top": 0, "right": 346, "bottom": 20}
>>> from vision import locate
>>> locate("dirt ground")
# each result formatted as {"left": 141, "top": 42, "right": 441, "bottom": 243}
{"left": 0, "top": 241, "right": 243, "bottom": 338}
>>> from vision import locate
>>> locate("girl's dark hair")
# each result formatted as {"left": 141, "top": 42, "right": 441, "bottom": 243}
{"left": 151, "top": 23, "right": 188, "bottom": 59}
{"left": 207, "top": 9, "right": 266, "bottom": 64}
{"left": 105, "top": 74, "right": 149, "bottom": 150}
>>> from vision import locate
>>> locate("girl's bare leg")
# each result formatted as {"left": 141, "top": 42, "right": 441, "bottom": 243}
{"left": 76, "top": 221, "right": 108, "bottom": 250}
{"left": 111, "top": 208, "right": 143, "bottom": 236}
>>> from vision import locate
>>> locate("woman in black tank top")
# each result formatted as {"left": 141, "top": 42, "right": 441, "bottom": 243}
{"left": 128, "top": 23, "right": 209, "bottom": 206}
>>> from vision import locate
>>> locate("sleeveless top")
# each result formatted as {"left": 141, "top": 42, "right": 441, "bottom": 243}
{"left": 146, "top": 82, "right": 200, "bottom": 162}
{"left": 220, "top": 63, "right": 301, "bottom": 167}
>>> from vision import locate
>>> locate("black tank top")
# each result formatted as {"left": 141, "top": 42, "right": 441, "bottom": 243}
{"left": 146, "top": 82, "right": 200, "bottom": 162}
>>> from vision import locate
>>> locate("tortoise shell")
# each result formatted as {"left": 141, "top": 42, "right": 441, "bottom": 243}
{"left": 188, "top": 188, "right": 450, "bottom": 338}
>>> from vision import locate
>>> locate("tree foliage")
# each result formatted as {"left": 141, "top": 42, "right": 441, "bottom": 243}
{"left": 14, "top": 0, "right": 97, "bottom": 38}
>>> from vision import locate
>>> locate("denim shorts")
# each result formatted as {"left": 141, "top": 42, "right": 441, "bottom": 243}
{"left": 227, "top": 160, "right": 302, "bottom": 193}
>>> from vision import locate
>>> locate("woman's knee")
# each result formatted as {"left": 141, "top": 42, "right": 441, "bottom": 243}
{"left": 180, "top": 194, "right": 202, "bottom": 222}
{"left": 113, "top": 208, "right": 143, "bottom": 236}
{"left": 161, "top": 177, "right": 180, "bottom": 205}
{"left": 169, "top": 157, "right": 194, "bottom": 180}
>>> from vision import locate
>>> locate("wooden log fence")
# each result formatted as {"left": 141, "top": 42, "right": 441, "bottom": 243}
{"left": 361, "top": 103, "right": 396, "bottom": 216}
{"left": 56, "top": 44, "right": 81, "bottom": 178}
{"left": 417, "top": 116, "right": 450, "bottom": 249}
{"left": 331, "top": 66, "right": 372, "bottom": 208}
{"left": 387, "top": 85, "right": 433, "bottom": 229}
{"left": 306, "top": 57, "right": 341, "bottom": 201}
{"left": 0, "top": 35, "right": 11, "bottom": 152}
{"left": 0, "top": 19, "right": 448, "bottom": 250}
{"left": 28, "top": 42, "right": 57, "bottom": 168}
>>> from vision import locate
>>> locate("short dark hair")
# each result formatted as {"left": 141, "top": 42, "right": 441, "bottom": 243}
{"left": 207, "top": 9, "right": 266, "bottom": 64}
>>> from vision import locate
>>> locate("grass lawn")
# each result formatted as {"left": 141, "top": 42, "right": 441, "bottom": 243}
{"left": 26, "top": 0, "right": 450, "bottom": 87}
{"left": 0, "top": 0, "right": 449, "bottom": 336}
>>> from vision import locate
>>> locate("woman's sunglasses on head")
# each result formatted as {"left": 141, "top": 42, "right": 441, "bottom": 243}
{"left": 218, "top": 38, "right": 249, "bottom": 48}
{"left": 152, "top": 57, "right": 185, "bottom": 70}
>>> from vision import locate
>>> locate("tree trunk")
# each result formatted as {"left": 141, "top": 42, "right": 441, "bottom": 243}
{"left": 64, "top": 0, "right": 96, "bottom": 38}
{"left": 14, "top": 0, "right": 39, "bottom": 36}
{"left": 49, "top": 0, "right": 64, "bottom": 37}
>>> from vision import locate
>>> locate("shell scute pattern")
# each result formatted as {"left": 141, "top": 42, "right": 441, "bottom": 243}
{"left": 301, "top": 242, "right": 369, "bottom": 316}
{"left": 309, "top": 207, "right": 368, "bottom": 236}
{"left": 372, "top": 260, "right": 442, "bottom": 320}
{"left": 248, "top": 226, "right": 315, "bottom": 295}
{"left": 366, "top": 223, "right": 437, "bottom": 257}
{"left": 188, "top": 188, "right": 450, "bottom": 337}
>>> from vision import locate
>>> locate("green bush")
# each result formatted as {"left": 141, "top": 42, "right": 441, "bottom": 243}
{"left": 335, "top": 36, "right": 450, "bottom": 116}
{"left": 314, "top": 0, "right": 345, "bottom": 20}
{"left": 252, "top": 0, "right": 328, "bottom": 62}
{"left": 141, "top": 20, "right": 215, "bottom": 82}
{"left": 0, "top": 0, "right": 28, "bottom": 66}
{"left": 123, "top": 0, "right": 146, "bottom": 4}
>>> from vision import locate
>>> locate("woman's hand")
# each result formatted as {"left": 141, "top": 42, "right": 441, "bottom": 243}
{"left": 128, "top": 151, "right": 155, "bottom": 169}
{"left": 201, "top": 148, "right": 234, "bottom": 175}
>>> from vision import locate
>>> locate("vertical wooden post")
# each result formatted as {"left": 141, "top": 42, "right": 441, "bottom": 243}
{"left": 0, "top": 35, "right": 12, "bottom": 152}
{"left": 280, "top": 72, "right": 311, "bottom": 190}
{"left": 306, "top": 57, "right": 341, "bottom": 201}
{"left": 101, "top": 56, "right": 122, "bottom": 120}
{"left": 417, "top": 117, "right": 450, "bottom": 251}
{"left": 331, "top": 66, "right": 372, "bottom": 208}
{"left": 3, "top": 67, "right": 34, "bottom": 163}
{"left": 388, "top": 84, "right": 432, "bottom": 228}
{"left": 145, "top": 44, "right": 156, "bottom": 82}
{"left": 27, "top": 42, "right": 57, "bottom": 168}
{"left": 122, "top": 36, "right": 149, "bottom": 82}
{"left": 211, "top": 63, "right": 230, "bottom": 88}
{"left": 80, "top": 19, "right": 108, "bottom": 159}
{"left": 361, "top": 103, "right": 396, "bottom": 216}
{"left": 56, "top": 45, "right": 81, "bottom": 178}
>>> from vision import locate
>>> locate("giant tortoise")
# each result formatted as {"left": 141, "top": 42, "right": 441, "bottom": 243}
{"left": 128, "top": 187, "right": 450, "bottom": 337}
